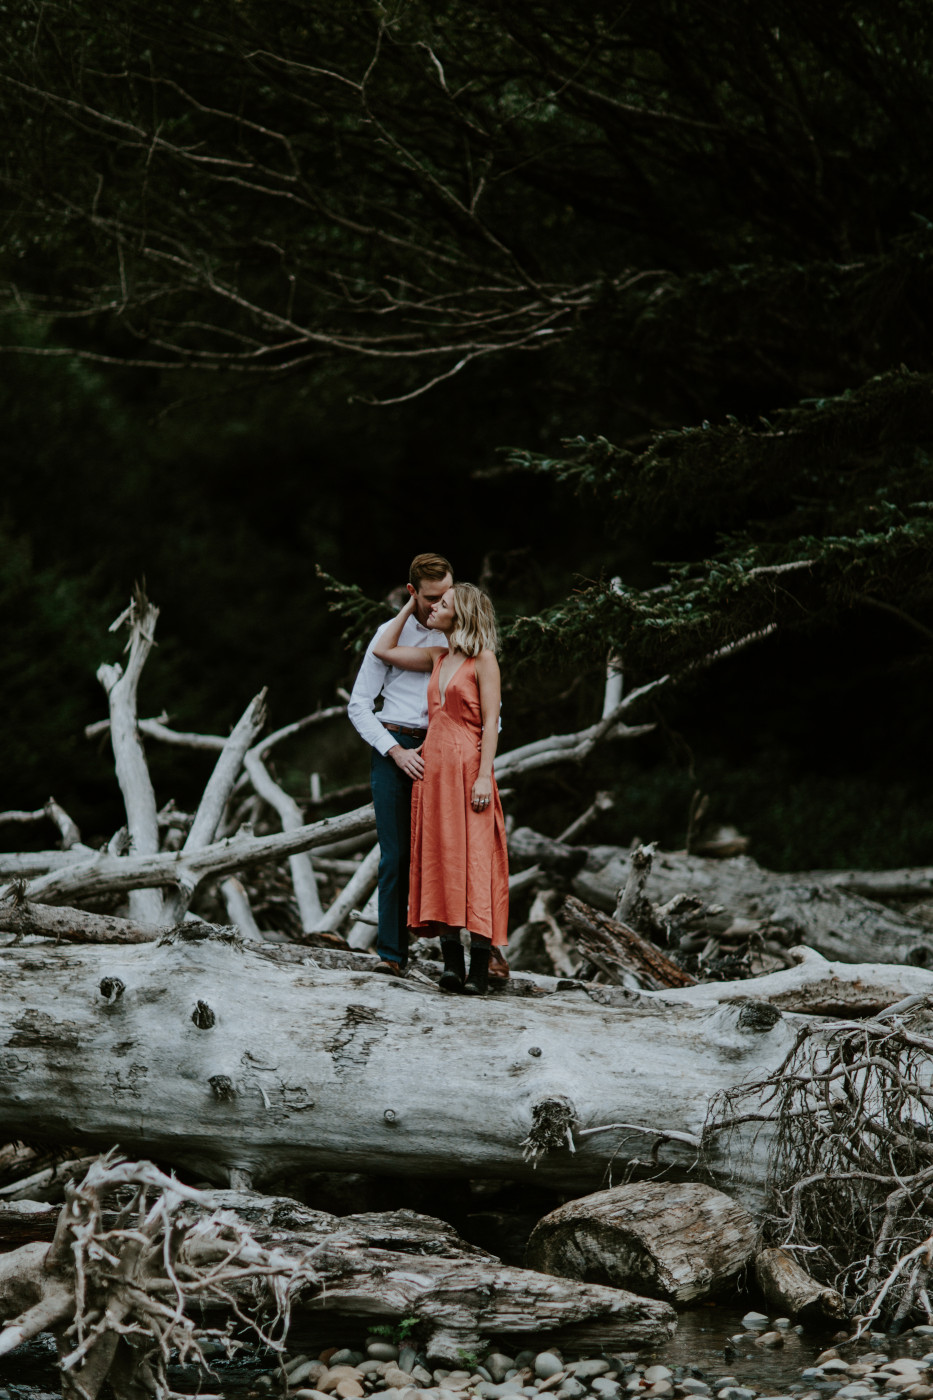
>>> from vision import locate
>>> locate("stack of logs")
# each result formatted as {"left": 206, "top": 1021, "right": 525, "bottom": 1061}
{"left": 4, "top": 592, "right": 933, "bottom": 1396}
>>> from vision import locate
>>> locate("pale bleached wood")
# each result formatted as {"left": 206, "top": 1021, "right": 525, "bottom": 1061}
{"left": 182, "top": 692, "right": 268, "bottom": 853}
{"left": 220, "top": 877, "right": 264, "bottom": 941}
{"left": 0, "top": 899, "right": 164, "bottom": 943}
{"left": 346, "top": 886, "right": 379, "bottom": 949}
{"left": 614, "top": 842, "right": 658, "bottom": 926}
{"left": 97, "top": 594, "right": 162, "bottom": 923}
{"left": 0, "top": 807, "right": 47, "bottom": 824}
{"left": 576, "top": 847, "right": 933, "bottom": 966}
{"left": 651, "top": 943, "right": 933, "bottom": 1016}
{"left": 84, "top": 703, "right": 347, "bottom": 749}
{"left": 0, "top": 799, "right": 85, "bottom": 851}
{"left": 244, "top": 727, "right": 324, "bottom": 930}
{"left": 316, "top": 843, "right": 381, "bottom": 934}
{"left": 496, "top": 626, "right": 775, "bottom": 781}
{"left": 0, "top": 850, "right": 91, "bottom": 879}
{"left": 161, "top": 690, "right": 268, "bottom": 923}
{"left": 0, "top": 931, "right": 809, "bottom": 1206}
{"left": 558, "top": 791, "right": 614, "bottom": 845}
{"left": 2, "top": 804, "right": 377, "bottom": 907}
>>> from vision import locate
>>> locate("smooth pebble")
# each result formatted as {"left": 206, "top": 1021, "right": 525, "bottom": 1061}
{"left": 369, "top": 1343, "right": 401, "bottom": 1362}
{"left": 536, "top": 1356, "right": 566, "bottom": 1381}
{"left": 556, "top": 1382, "right": 588, "bottom": 1400}
{"left": 571, "top": 1362, "right": 612, "bottom": 1381}
{"left": 487, "top": 1355, "right": 517, "bottom": 1384}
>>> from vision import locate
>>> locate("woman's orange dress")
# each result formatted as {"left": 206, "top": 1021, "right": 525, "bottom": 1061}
{"left": 408, "top": 654, "right": 509, "bottom": 946}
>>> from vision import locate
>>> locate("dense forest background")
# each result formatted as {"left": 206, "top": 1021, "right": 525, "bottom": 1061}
{"left": 2, "top": 0, "right": 932, "bottom": 870}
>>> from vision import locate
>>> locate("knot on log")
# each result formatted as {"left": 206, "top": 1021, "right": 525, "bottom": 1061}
{"left": 208, "top": 1075, "right": 236, "bottom": 1101}
{"left": 99, "top": 977, "right": 125, "bottom": 1003}
{"left": 192, "top": 1000, "right": 216, "bottom": 1029}
{"left": 158, "top": 924, "right": 243, "bottom": 949}
{"left": 3, "top": 879, "right": 27, "bottom": 908}
{"left": 735, "top": 999, "right": 782, "bottom": 1032}
{"left": 521, "top": 1094, "right": 579, "bottom": 1166}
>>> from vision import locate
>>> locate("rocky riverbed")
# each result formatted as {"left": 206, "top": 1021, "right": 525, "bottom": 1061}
{"left": 5, "top": 1310, "right": 933, "bottom": 1400}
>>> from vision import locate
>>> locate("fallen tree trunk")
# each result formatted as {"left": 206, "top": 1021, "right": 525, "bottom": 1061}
{"left": 755, "top": 1246, "right": 846, "bottom": 1324}
{"left": 0, "top": 803, "right": 377, "bottom": 907}
{"left": 574, "top": 846, "right": 933, "bottom": 966}
{"left": 561, "top": 895, "right": 696, "bottom": 990}
{"left": 525, "top": 1181, "right": 757, "bottom": 1304}
{"left": 0, "top": 1161, "right": 676, "bottom": 1399}
{"left": 5, "top": 933, "right": 926, "bottom": 1208}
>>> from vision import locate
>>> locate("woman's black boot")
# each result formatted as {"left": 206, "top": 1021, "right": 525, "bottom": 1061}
{"left": 439, "top": 936, "right": 466, "bottom": 993}
{"left": 463, "top": 943, "right": 490, "bottom": 996}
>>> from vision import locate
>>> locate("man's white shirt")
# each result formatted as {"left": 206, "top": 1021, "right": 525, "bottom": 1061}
{"left": 347, "top": 616, "right": 447, "bottom": 758}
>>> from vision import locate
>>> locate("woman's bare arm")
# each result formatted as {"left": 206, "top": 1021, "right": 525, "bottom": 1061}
{"left": 471, "top": 650, "right": 501, "bottom": 810}
{"left": 372, "top": 596, "right": 441, "bottom": 671}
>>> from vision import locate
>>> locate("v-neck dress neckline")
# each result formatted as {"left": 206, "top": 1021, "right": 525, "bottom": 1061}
{"left": 438, "top": 653, "right": 469, "bottom": 707}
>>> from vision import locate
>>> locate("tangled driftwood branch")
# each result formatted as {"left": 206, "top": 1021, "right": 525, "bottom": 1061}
{"left": 708, "top": 997, "right": 933, "bottom": 1327}
{"left": 0, "top": 1154, "right": 323, "bottom": 1400}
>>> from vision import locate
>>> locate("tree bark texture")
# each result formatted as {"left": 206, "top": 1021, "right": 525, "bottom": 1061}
{"left": 575, "top": 848, "right": 933, "bottom": 966}
{"left": 0, "top": 933, "right": 802, "bottom": 1204}
{"left": 561, "top": 896, "right": 695, "bottom": 990}
{"left": 754, "top": 1246, "right": 846, "bottom": 1323}
{"left": 0, "top": 1185, "right": 677, "bottom": 1368}
{"left": 525, "top": 1182, "right": 758, "bottom": 1305}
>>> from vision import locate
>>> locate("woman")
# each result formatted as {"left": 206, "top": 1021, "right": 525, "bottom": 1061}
{"left": 373, "top": 583, "right": 508, "bottom": 995}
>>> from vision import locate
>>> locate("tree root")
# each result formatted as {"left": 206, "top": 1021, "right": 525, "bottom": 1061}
{"left": 707, "top": 996, "right": 933, "bottom": 1326}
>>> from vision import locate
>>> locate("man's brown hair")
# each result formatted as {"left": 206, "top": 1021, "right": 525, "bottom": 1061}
{"left": 409, "top": 552, "right": 453, "bottom": 589}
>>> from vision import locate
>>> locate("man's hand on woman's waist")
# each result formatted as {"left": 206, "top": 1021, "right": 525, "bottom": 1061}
{"left": 390, "top": 744, "right": 425, "bottom": 779}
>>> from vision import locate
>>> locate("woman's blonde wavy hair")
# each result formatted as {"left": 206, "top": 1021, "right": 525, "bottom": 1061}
{"left": 448, "top": 583, "right": 499, "bottom": 657}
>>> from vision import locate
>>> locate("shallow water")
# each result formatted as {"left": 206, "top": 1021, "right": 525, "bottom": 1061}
{"left": 0, "top": 1310, "right": 928, "bottom": 1399}
{"left": 644, "top": 1304, "right": 839, "bottom": 1390}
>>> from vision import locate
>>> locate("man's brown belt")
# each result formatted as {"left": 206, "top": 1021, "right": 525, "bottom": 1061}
{"left": 382, "top": 721, "right": 427, "bottom": 740}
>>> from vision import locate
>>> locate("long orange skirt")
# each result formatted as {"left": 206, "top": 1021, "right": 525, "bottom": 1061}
{"left": 408, "top": 655, "right": 509, "bottom": 945}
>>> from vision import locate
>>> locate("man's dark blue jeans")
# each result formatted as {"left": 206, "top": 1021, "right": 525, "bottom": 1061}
{"left": 370, "top": 731, "right": 423, "bottom": 968}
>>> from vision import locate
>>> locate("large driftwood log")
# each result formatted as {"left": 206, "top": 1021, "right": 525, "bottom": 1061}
{"left": 525, "top": 1181, "right": 757, "bottom": 1304}
{"left": 755, "top": 1246, "right": 846, "bottom": 1323}
{"left": 0, "top": 930, "right": 805, "bottom": 1204}
{"left": 653, "top": 944, "right": 933, "bottom": 1016}
{"left": 575, "top": 847, "right": 933, "bottom": 966}
{"left": 10, "top": 941, "right": 933, "bottom": 1206}
{"left": 0, "top": 1163, "right": 675, "bottom": 1400}
{"left": 0, "top": 803, "right": 377, "bottom": 907}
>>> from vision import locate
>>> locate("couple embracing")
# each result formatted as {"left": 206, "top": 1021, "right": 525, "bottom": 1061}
{"left": 348, "top": 553, "right": 509, "bottom": 996}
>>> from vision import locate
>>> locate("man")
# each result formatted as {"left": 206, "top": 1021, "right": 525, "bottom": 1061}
{"left": 348, "top": 552, "right": 453, "bottom": 975}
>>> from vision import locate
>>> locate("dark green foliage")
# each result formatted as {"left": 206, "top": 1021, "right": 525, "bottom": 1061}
{"left": 504, "top": 368, "right": 933, "bottom": 673}
{"left": 2, "top": 0, "right": 933, "bottom": 866}
{"left": 316, "top": 569, "right": 392, "bottom": 658}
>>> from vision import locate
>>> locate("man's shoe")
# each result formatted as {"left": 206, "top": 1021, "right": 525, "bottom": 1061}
{"left": 374, "top": 960, "right": 403, "bottom": 976}
{"left": 489, "top": 946, "right": 510, "bottom": 982}
{"left": 462, "top": 944, "right": 490, "bottom": 997}
{"left": 439, "top": 936, "right": 466, "bottom": 993}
